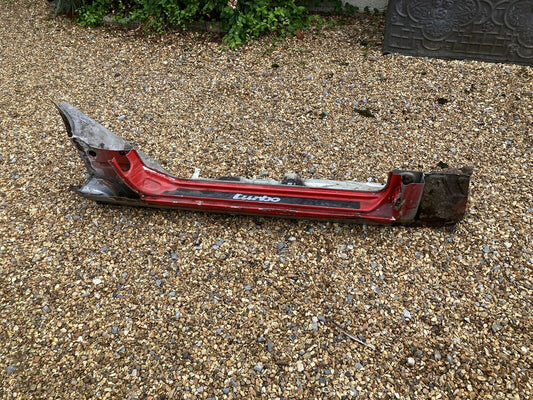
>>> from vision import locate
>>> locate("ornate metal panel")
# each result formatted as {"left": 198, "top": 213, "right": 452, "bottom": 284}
{"left": 383, "top": 0, "right": 533, "bottom": 65}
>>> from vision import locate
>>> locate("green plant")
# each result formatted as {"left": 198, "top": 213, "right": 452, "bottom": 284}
{"left": 221, "top": 0, "right": 309, "bottom": 49}
{"left": 71, "top": 0, "right": 343, "bottom": 48}
{"left": 78, "top": 0, "right": 111, "bottom": 26}
{"left": 362, "top": 6, "right": 382, "bottom": 16}
{"left": 125, "top": 0, "right": 207, "bottom": 33}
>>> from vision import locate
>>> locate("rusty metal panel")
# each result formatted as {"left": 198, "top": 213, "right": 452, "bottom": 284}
{"left": 383, "top": 0, "right": 533, "bottom": 66}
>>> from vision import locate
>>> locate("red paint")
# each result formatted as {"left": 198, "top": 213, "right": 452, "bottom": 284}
{"left": 107, "top": 149, "right": 425, "bottom": 224}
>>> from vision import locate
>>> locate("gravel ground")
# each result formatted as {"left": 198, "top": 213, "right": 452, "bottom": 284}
{"left": 1, "top": 1, "right": 532, "bottom": 399}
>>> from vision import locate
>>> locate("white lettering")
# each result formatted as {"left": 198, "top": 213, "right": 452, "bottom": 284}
{"left": 233, "top": 193, "right": 281, "bottom": 203}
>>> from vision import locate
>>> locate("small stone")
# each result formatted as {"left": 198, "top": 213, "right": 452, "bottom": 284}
{"left": 491, "top": 324, "right": 503, "bottom": 333}
{"left": 296, "top": 361, "right": 304, "bottom": 372}
{"left": 212, "top": 239, "right": 225, "bottom": 249}
{"left": 6, "top": 365, "right": 15, "bottom": 374}
{"left": 407, "top": 357, "right": 415, "bottom": 367}
{"left": 354, "top": 362, "right": 363, "bottom": 370}
{"left": 253, "top": 363, "right": 264, "bottom": 372}
{"left": 434, "top": 350, "right": 442, "bottom": 361}
{"left": 92, "top": 278, "right": 102, "bottom": 285}
{"left": 222, "top": 388, "right": 230, "bottom": 394}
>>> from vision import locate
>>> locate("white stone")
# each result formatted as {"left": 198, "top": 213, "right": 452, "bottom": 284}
{"left": 297, "top": 361, "right": 305, "bottom": 372}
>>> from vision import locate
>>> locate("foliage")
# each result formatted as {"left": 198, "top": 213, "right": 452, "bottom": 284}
{"left": 221, "top": 0, "right": 309, "bottom": 49}
{"left": 56, "top": 0, "right": 373, "bottom": 48}
{"left": 77, "top": 0, "right": 112, "bottom": 26}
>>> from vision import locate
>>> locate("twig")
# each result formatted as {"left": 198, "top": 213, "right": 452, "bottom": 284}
{"left": 329, "top": 320, "right": 376, "bottom": 350}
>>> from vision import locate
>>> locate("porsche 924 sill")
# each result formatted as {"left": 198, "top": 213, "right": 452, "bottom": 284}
{"left": 56, "top": 102, "right": 472, "bottom": 226}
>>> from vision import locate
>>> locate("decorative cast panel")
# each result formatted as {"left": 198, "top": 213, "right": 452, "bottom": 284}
{"left": 383, "top": 0, "right": 533, "bottom": 65}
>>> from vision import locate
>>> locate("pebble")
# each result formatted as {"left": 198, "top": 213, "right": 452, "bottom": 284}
{"left": 312, "top": 316, "right": 318, "bottom": 331}
{"left": 297, "top": 361, "right": 304, "bottom": 372}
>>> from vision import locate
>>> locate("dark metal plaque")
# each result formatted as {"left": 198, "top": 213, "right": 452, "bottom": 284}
{"left": 383, "top": 0, "right": 533, "bottom": 65}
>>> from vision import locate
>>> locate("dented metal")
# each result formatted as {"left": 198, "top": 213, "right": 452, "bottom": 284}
{"left": 56, "top": 102, "right": 472, "bottom": 226}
